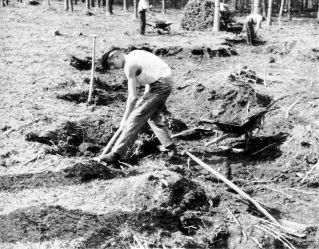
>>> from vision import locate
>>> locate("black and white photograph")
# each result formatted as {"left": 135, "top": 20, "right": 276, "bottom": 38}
{"left": 1, "top": 0, "right": 319, "bottom": 248}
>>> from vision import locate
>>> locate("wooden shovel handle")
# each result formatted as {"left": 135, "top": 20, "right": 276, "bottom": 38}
{"left": 101, "top": 128, "right": 123, "bottom": 155}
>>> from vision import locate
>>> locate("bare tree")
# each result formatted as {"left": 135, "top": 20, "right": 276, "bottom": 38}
{"left": 278, "top": 0, "right": 285, "bottom": 24}
{"left": 262, "top": 0, "right": 267, "bottom": 16}
{"left": 107, "top": 0, "right": 113, "bottom": 14}
{"left": 213, "top": 0, "right": 220, "bottom": 32}
{"left": 123, "top": 0, "right": 128, "bottom": 11}
{"left": 266, "top": 0, "right": 273, "bottom": 25}
{"left": 162, "top": 0, "right": 166, "bottom": 13}
{"left": 317, "top": 1, "right": 319, "bottom": 19}
{"left": 65, "top": 0, "right": 69, "bottom": 10}
{"left": 69, "top": 0, "right": 73, "bottom": 11}
{"left": 91, "top": 0, "right": 94, "bottom": 8}
{"left": 134, "top": 0, "right": 138, "bottom": 19}
{"left": 253, "top": 0, "right": 261, "bottom": 14}
{"left": 86, "top": 0, "right": 90, "bottom": 9}
{"left": 287, "top": 0, "right": 291, "bottom": 20}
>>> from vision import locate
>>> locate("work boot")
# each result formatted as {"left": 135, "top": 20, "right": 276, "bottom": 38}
{"left": 98, "top": 152, "right": 121, "bottom": 164}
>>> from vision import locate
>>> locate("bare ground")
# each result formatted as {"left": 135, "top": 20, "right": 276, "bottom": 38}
{"left": 1, "top": 2, "right": 319, "bottom": 249}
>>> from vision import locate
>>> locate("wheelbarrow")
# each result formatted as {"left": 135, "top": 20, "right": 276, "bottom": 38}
{"left": 146, "top": 20, "right": 173, "bottom": 34}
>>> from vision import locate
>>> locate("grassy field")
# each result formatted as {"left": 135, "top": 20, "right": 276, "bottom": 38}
{"left": 1, "top": 1, "right": 319, "bottom": 248}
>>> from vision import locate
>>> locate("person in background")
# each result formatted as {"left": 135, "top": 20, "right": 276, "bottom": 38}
{"left": 243, "top": 13, "right": 265, "bottom": 45}
{"left": 138, "top": 0, "right": 152, "bottom": 35}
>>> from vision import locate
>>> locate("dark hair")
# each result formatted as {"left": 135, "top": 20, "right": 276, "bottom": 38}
{"left": 100, "top": 46, "right": 122, "bottom": 69}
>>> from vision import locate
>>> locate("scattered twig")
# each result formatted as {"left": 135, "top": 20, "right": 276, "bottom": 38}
{"left": 255, "top": 224, "right": 296, "bottom": 249}
{"left": 119, "top": 161, "right": 133, "bottom": 168}
{"left": 205, "top": 134, "right": 231, "bottom": 147}
{"left": 226, "top": 207, "right": 247, "bottom": 242}
{"left": 251, "top": 142, "right": 279, "bottom": 155}
{"left": 286, "top": 188, "right": 317, "bottom": 195}
{"left": 300, "top": 162, "right": 319, "bottom": 184}
{"left": 251, "top": 237, "right": 264, "bottom": 248}
{"left": 285, "top": 97, "right": 302, "bottom": 118}
{"left": 185, "top": 151, "right": 281, "bottom": 226}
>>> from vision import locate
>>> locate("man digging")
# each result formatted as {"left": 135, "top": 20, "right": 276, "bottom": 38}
{"left": 95, "top": 48, "right": 177, "bottom": 164}
{"left": 243, "top": 13, "right": 265, "bottom": 45}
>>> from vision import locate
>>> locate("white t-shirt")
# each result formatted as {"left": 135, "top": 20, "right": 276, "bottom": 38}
{"left": 138, "top": 0, "right": 150, "bottom": 12}
{"left": 124, "top": 50, "right": 172, "bottom": 85}
{"left": 246, "top": 13, "right": 263, "bottom": 31}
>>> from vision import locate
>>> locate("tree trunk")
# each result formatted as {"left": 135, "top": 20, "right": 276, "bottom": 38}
{"left": 69, "top": 0, "right": 73, "bottom": 11}
{"left": 123, "top": 0, "right": 128, "bottom": 11}
{"left": 86, "top": 0, "right": 90, "bottom": 9}
{"left": 278, "top": 0, "right": 285, "bottom": 24}
{"left": 213, "top": 0, "right": 220, "bottom": 32}
{"left": 287, "top": 0, "right": 291, "bottom": 20}
{"left": 317, "top": 3, "right": 319, "bottom": 19}
{"left": 102, "top": 0, "right": 105, "bottom": 7}
{"left": 262, "top": 0, "right": 267, "bottom": 17}
{"left": 107, "top": 0, "right": 113, "bottom": 14}
{"left": 134, "top": 0, "right": 138, "bottom": 19}
{"left": 253, "top": 0, "right": 261, "bottom": 14}
{"left": 91, "top": 0, "right": 94, "bottom": 8}
{"left": 266, "top": 0, "right": 272, "bottom": 25}
{"left": 65, "top": 0, "right": 69, "bottom": 10}
{"left": 97, "top": 0, "right": 100, "bottom": 8}
{"left": 162, "top": 0, "right": 166, "bottom": 13}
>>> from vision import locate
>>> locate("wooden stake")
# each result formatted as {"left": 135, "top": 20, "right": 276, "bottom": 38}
{"left": 185, "top": 150, "right": 281, "bottom": 226}
{"left": 87, "top": 34, "right": 98, "bottom": 104}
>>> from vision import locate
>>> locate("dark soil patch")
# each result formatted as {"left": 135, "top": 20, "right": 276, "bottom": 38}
{"left": 190, "top": 46, "right": 238, "bottom": 58}
{"left": 69, "top": 55, "right": 92, "bottom": 71}
{"left": 228, "top": 66, "right": 265, "bottom": 85}
{"left": 0, "top": 161, "right": 122, "bottom": 192}
{"left": 56, "top": 89, "right": 126, "bottom": 105}
{"left": 25, "top": 117, "right": 116, "bottom": 157}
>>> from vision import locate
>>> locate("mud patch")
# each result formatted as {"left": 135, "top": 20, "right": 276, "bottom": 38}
{"left": 69, "top": 55, "right": 92, "bottom": 70}
{"left": 25, "top": 117, "right": 116, "bottom": 156}
{"left": 56, "top": 89, "right": 126, "bottom": 105}
{"left": 190, "top": 45, "right": 238, "bottom": 58}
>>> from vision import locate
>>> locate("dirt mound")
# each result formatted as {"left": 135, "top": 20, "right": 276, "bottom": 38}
{"left": 263, "top": 40, "right": 297, "bottom": 55}
{"left": 228, "top": 66, "right": 265, "bottom": 85}
{"left": 181, "top": 0, "right": 215, "bottom": 31}
{"left": 291, "top": 47, "right": 319, "bottom": 62}
{"left": 25, "top": 117, "right": 116, "bottom": 156}
{"left": 278, "top": 124, "right": 319, "bottom": 187}
{"left": 56, "top": 89, "right": 126, "bottom": 105}
{"left": 209, "top": 82, "right": 272, "bottom": 123}
{"left": 180, "top": 0, "right": 234, "bottom": 31}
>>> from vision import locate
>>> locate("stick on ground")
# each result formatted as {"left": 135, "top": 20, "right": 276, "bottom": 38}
{"left": 185, "top": 150, "right": 281, "bottom": 226}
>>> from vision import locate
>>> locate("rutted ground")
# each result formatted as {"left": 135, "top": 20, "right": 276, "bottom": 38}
{"left": 1, "top": 2, "right": 319, "bottom": 249}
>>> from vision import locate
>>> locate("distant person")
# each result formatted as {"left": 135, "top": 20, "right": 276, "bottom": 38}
{"left": 244, "top": 13, "right": 265, "bottom": 45}
{"left": 138, "top": 0, "right": 152, "bottom": 35}
{"left": 96, "top": 48, "right": 177, "bottom": 164}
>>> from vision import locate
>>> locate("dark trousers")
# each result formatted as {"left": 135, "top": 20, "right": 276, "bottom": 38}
{"left": 111, "top": 78, "right": 173, "bottom": 156}
{"left": 139, "top": 10, "right": 146, "bottom": 35}
{"left": 244, "top": 20, "right": 255, "bottom": 45}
